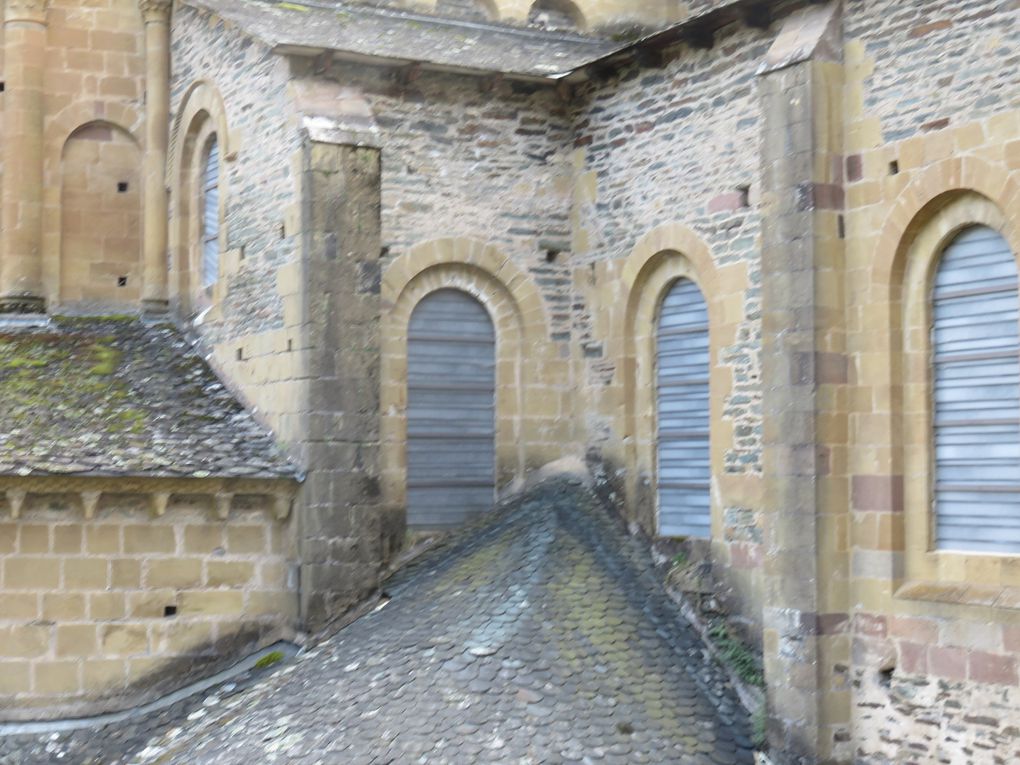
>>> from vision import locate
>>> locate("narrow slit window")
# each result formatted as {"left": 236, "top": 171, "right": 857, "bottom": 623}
{"left": 931, "top": 225, "right": 1020, "bottom": 553}
{"left": 201, "top": 137, "right": 220, "bottom": 289}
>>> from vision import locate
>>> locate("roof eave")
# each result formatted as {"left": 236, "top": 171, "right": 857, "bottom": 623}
{"left": 273, "top": 43, "right": 573, "bottom": 83}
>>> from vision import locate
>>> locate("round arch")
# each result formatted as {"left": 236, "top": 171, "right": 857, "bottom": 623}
{"left": 527, "top": 0, "right": 587, "bottom": 30}
{"left": 57, "top": 121, "right": 143, "bottom": 308}
{"left": 167, "top": 80, "right": 233, "bottom": 314}
{"left": 41, "top": 105, "right": 142, "bottom": 307}
{"left": 380, "top": 238, "right": 557, "bottom": 514}
{"left": 618, "top": 223, "right": 723, "bottom": 536}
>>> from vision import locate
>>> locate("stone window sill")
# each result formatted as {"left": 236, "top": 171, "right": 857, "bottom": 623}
{"left": 896, "top": 580, "right": 1020, "bottom": 610}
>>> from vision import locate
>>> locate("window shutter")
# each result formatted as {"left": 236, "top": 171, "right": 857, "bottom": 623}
{"left": 406, "top": 289, "right": 496, "bottom": 528}
{"left": 656, "top": 278, "right": 711, "bottom": 538}
{"left": 932, "top": 225, "right": 1020, "bottom": 553}
{"left": 201, "top": 140, "right": 220, "bottom": 288}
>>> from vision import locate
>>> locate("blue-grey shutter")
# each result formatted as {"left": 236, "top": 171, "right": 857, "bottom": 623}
{"left": 202, "top": 140, "right": 220, "bottom": 288}
{"left": 933, "top": 225, "right": 1020, "bottom": 553}
{"left": 656, "top": 278, "right": 711, "bottom": 538}
{"left": 407, "top": 289, "right": 496, "bottom": 528}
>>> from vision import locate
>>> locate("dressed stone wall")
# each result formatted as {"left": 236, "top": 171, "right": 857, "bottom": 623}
{"left": 843, "top": 0, "right": 1020, "bottom": 760}
{"left": 0, "top": 487, "right": 294, "bottom": 720}
{"left": 0, "top": 0, "right": 148, "bottom": 312}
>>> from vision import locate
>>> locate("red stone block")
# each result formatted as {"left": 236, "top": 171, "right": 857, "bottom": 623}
{"left": 969, "top": 651, "right": 1019, "bottom": 686}
{"left": 1004, "top": 625, "right": 1020, "bottom": 654}
{"left": 855, "top": 613, "right": 888, "bottom": 638}
{"left": 898, "top": 641, "right": 928, "bottom": 675}
{"left": 851, "top": 475, "right": 904, "bottom": 513}
{"left": 707, "top": 192, "right": 745, "bottom": 214}
{"left": 729, "top": 542, "right": 763, "bottom": 569}
{"left": 908, "top": 20, "right": 953, "bottom": 38}
{"left": 888, "top": 615, "right": 939, "bottom": 644}
{"left": 846, "top": 154, "right": 863, "bottom": 183}
{"left": 929, "top": 646, "right": 967, "bottom": 681}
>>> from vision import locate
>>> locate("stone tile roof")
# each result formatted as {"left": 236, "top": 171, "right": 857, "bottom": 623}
{"left": 182, "top": 0, "right": 622, "bottom": 79}
{"left": 0, "top": 481, "right": 756, "bottom": 763}
{"left": 0, "top": 318, "right": 297, "bottom": 481}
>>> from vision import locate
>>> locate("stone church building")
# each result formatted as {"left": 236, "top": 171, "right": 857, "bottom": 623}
{"left": 0, "top": 0, "right": 1018, "bottom": 761}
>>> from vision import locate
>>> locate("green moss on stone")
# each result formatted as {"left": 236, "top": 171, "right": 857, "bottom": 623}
{"left": 254, "top": 650, "right": 285, "bottom": 669}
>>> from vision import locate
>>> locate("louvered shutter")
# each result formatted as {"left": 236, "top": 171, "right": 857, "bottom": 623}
{"left": 407, "top": 290, "right": 496, "bottom": 528}
{"left": 201, "top": 140, "right": 220, "bottom": 288}
{"left": 932, "top": 225, "right": 1020, "bottom": 553}
{"left": 656, "top": 278, "right": 711, "bottom": 538}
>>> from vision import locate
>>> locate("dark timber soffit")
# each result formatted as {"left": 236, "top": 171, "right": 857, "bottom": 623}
{"left": 182, "top": 0, "right": 618, "bottom": 80}
{"left": 0, "top": 318, "right": 298, "bottom": 480}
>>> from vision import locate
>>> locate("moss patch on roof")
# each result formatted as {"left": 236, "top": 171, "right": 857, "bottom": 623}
{"left": 0, "top": 318, "right": 297, "bottom": 480}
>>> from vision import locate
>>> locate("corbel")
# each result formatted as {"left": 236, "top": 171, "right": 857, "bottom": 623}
{"left": 215, "top": 492, "right": 234, "bottom": 521}
{"left": 273, "top": 492, "right": 294, "bottom": 521}
{"left": 6, "top": 490, "right": 26, "bottom": 520}
{"left": 150, "top": 491, "right": 171, "bottom": 518}
{"left": 80, "top": 491, "right": 102, "bottom": 520}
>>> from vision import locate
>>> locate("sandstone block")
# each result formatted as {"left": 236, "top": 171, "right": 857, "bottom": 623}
{"left": 123, "top": 525, "right": 176, "bottom": 554}
{"left": 33, "top": 661, "right": 81, "bottom": 695}
{"left": 147, "top": 559, "right": 204, "bottom": 589}
{"left": 56, "top": 624, "right": 98, "bottom": 658}
{"left": 100, "top": 624, "right": 149, "bottom": 657}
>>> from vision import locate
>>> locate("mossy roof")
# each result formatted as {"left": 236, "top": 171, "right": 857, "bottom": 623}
{"left": 0, "top": 318, "right": 298, "bottom": 480}
{"left": 183, "top": 0, "right": 621, "bottom": 79}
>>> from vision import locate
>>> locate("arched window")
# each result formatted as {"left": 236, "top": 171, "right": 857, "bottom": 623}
{"left": 200, "top": 137, "right": 220, "bottom": 289}
{"left": 932, "top": 225, "right": 1020, "bottom": 553}
{"left": 527, "top": 0, "right": 585, "bottom": 31}
{"left": 656, "top": 278, "right": 711, "bottom": 538}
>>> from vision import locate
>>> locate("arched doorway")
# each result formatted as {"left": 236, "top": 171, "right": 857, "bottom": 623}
{"left": 407, "top": 289, "right": 496, "bottom": 528}
{"left": 656, "top": 278, "right": 711, "bottom": 537}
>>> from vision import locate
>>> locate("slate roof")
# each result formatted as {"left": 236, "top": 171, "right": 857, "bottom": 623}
{"left": 0, "top": 318, "right": 297, "bottom": 480}
{"left": 182, "top": 0, "right": 621, "bottom": 79}
{"left": 0, "top": 481, "right": 756, "bottom": 763}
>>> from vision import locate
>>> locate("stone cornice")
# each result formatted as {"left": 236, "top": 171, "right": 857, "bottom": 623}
{"left": 0, "top": 474, "right": 297, "bottom": 520}
{"left": 139, "top": 0, "right": 173, "bottom": 23}
{"left": 4, "top": 0, "right": 48, "bottom": 24}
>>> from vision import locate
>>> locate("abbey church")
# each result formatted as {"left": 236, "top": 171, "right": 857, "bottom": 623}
{"left": 0, "top": 0, "right": 1018, "bottom": 762}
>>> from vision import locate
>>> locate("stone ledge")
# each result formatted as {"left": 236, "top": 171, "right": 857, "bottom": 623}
{"left": 0, "top": 476, "right": 297, "bottom": 521}
{"left": 896, "top": 580, "right": 1020, "bottom": 611}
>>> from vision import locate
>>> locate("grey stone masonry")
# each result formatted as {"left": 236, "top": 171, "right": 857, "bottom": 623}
{"left": 296, "top": 139, "right": 402, "bottom": 629}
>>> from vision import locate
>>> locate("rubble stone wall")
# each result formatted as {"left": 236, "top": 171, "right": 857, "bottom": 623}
{"left": 565, "top": 18, "right": 771, "bottom": 636}
{"left": 168, "top": 5, "right": 305, "bottom": 452}
{"left": 328, "top": 62, "right": 578, "bottom": 344}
